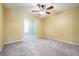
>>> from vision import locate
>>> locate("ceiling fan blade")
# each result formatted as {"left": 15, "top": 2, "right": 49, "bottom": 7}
{"left": 32, "top": 10, "right": 40, "bottom": 12}
{"left": 46, "top": 6, "right": 54, "bottom": 10}
{"left": 45, "top": 12, "right": 50, "bottom": 14}
{"left": 37, "top": 4, "right": 42, "bottom": 10}
{"left": 37, "top": 4, "right": 41, "bottom": 7}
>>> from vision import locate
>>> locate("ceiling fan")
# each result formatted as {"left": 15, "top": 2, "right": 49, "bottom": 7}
{"left": 32, "top": 4, "right": 54, "bottom": 15}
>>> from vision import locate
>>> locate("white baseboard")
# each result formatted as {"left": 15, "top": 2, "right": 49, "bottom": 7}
{"left": 3, "top": 40, "right": 23, "bottom": 45}
{"left": 0, "top": 39, "right": 23, "bottom": 52}
{"left": 45, "top": 37, "right": 79, "bottom": 46}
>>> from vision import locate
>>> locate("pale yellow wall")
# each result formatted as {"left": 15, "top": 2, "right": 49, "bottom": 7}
{"left": 72, "top": 8, "right": 79, "bottom": 44}
{"left": 4, "top": 8, "right": 23, "bottom": 43}
{"left": 0, "top": 4, "right": 3, "bottom": 45}
{"left": 44, "top": 7, "right": 79, "bottom": 44}
{"left": 36, "top": 19, "right": 44, "bottom": 38}
{"left": 3, "top": 7, "right": 43, "bottom": 43}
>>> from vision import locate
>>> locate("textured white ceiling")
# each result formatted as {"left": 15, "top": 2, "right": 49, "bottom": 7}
{"left": 3, "top": 3, "right": 79, "bottom": 17}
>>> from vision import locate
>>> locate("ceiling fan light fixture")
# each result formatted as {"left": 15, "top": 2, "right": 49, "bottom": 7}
{"left": 39, "top": 11, "right": 46, "bottom": 16}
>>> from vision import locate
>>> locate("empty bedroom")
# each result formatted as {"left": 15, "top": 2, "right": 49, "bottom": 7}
{"left": 0, "top": 3, "right": 79, "bottom": 56}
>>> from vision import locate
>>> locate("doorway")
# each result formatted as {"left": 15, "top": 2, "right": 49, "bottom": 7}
{"left": 24, "top": 18, "right": 36, "bottom": 39}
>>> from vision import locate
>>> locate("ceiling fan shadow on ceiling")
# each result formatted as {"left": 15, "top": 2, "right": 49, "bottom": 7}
{"left": 32, "top": 4, "right": 54, "bottom": 16}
